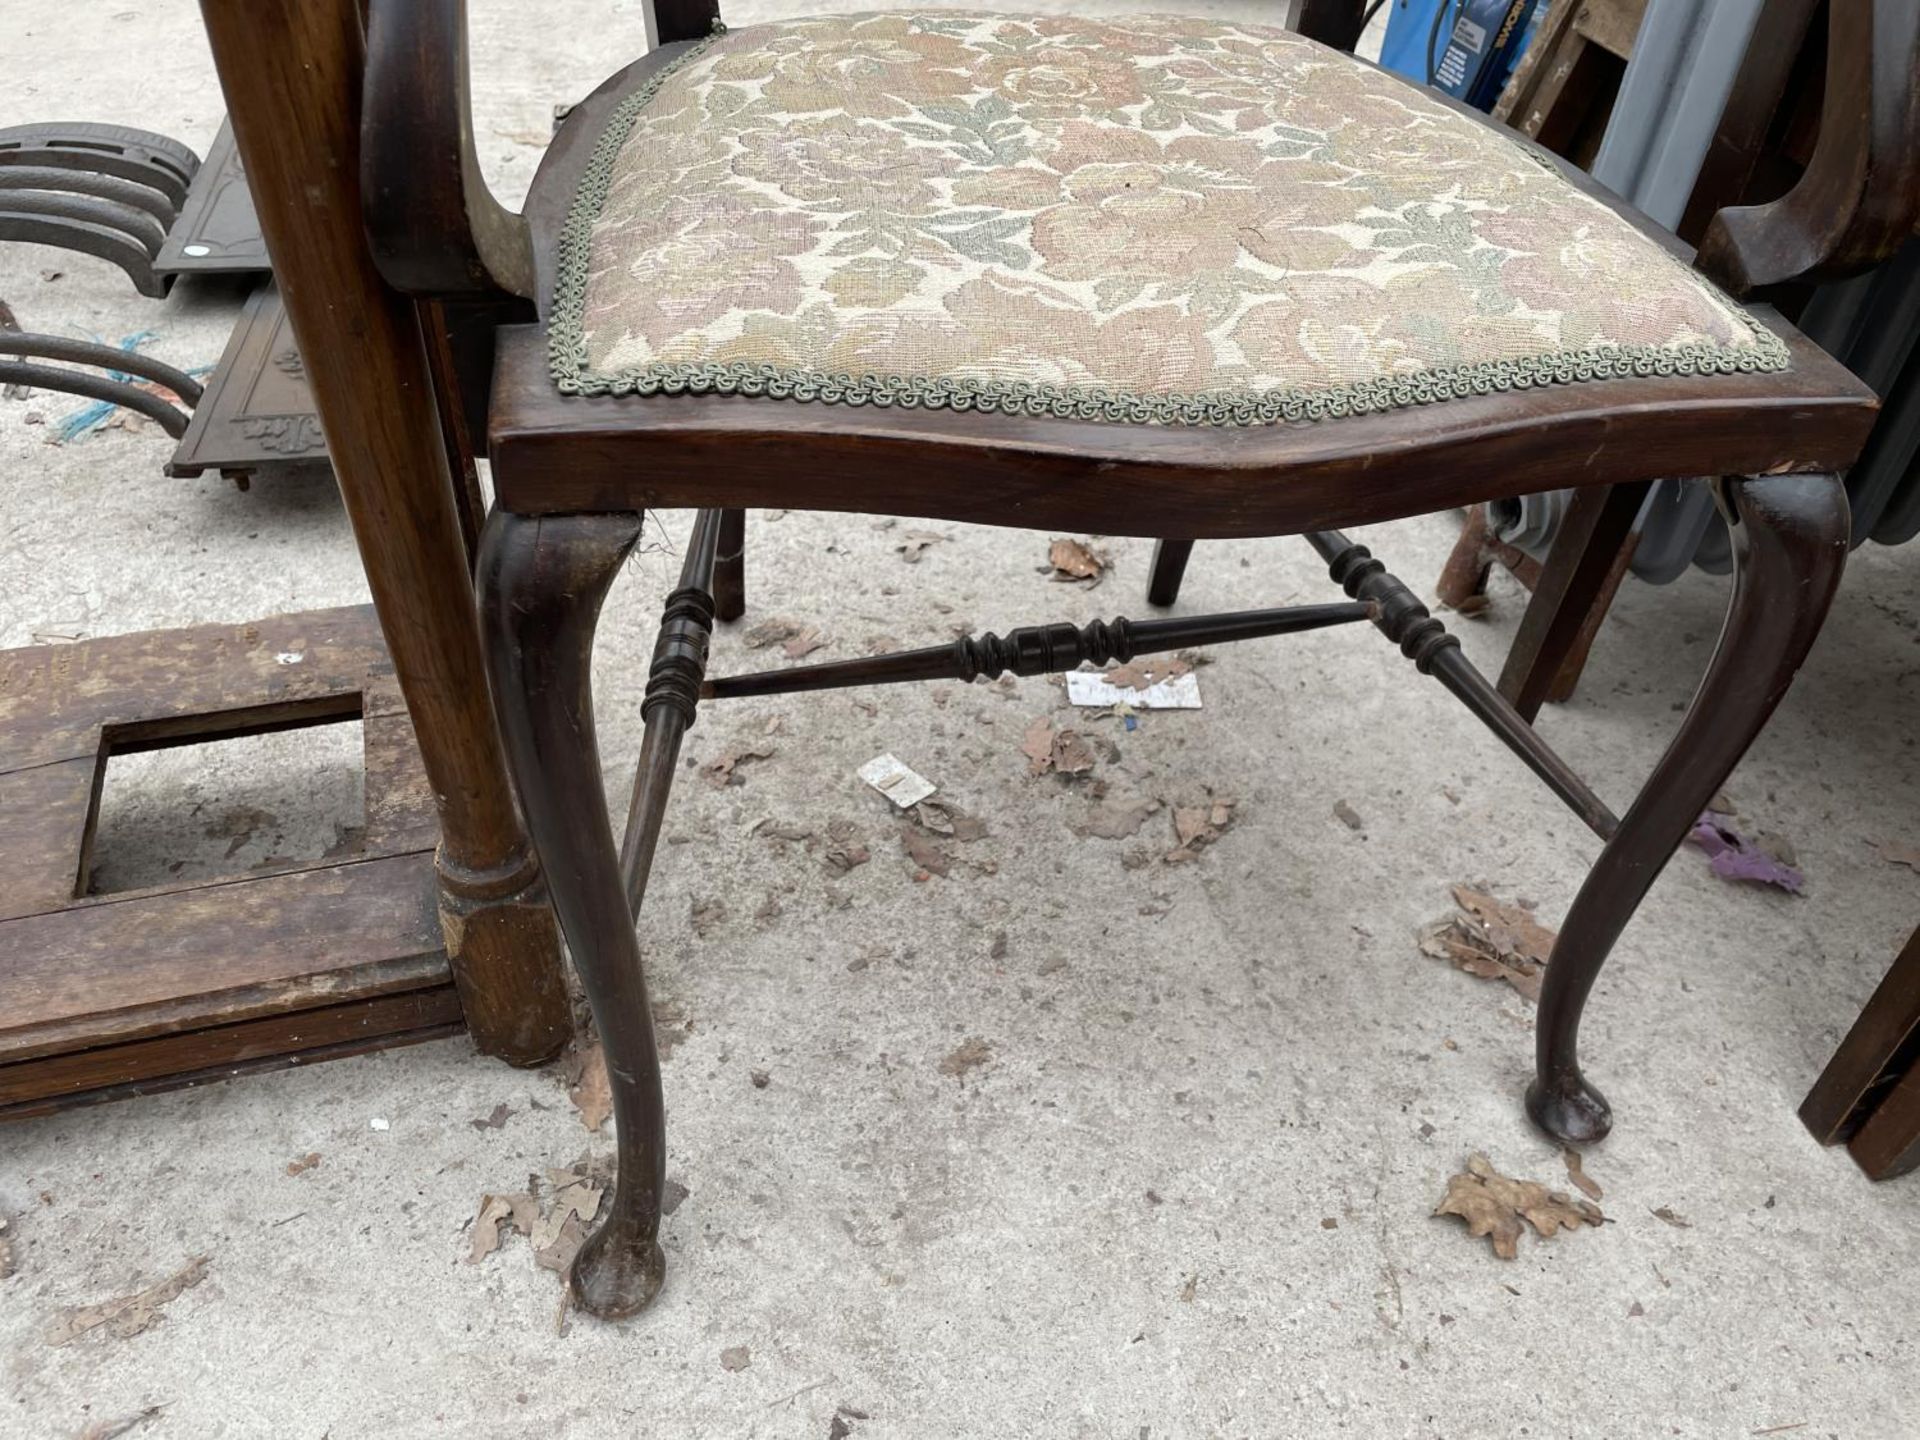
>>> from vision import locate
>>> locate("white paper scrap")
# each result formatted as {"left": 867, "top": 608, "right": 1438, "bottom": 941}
{"left": 857, "top": 753, "right": 937, "bottom": 809}
{"left": 1064, "top": 670, "right": 1203, "bottom": 710}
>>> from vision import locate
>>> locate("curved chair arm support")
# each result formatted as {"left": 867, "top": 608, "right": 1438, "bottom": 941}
{"left": 1294, "top": 0, "right": 1369, "bottom": 53}
{"left": 362, "top": 0, "right": 535, "bottom": 299}
{"left": 1697, "top": 0, "right": 1920, "bottom": 297}
{"left": 0, "top": 332, "right": 203, "bottom": 406}
{"left": 0, "top": 359, "right": 191, "bottom": 438}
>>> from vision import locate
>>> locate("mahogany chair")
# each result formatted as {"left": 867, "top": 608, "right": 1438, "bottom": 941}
{"left": 364, "top": 0, "right": 1878, "bottom": 1319}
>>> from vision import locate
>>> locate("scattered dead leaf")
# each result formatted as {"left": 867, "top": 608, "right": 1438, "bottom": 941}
{"left": 1417, "top": 886, "right": 1556, "bottom": 1002}
{"left": 1105, "top": 656, "right": 1190, "bottom": 691}
{"left": 721, "top": 1345, "right": 752, "bottom": 1372}
{"left": 900, "top": 826, "right": 952, "bottom": 878}
{"left": 45, "top": 1256, "right": 209, "bottom": 1347}
{"left": 1562, "top": 1148, "right": 1603, "bottom": 1201}
{"left": 1048, "top": 537, "right": 1106, "bottom": 582}
{"left": 1433, "top": 1153, "right": 1603, "bottom": 1259}
{"left": 1650, "top": 1206, "right": 1692, "bottom": 1229}
{"left": 1050, "top": 729, "right": 1096, "bottom": 776}
{"left": 750, "top": 1068, "right": 771, "bottom": 1089}
{"left": 914, "top": 798, "right": 988, "bottom": 842}
{"left": 532, "top": 1169, "right": 605, "bottom": 1271}
{"left": 662, "top": 1179, "right": 691, "bottom": 1216}
{"left": 744, "top": 617, "right": 806, "bottom": 648}
{"left": 782, "top": 627, "right": 827, "bottom": 661}
{"left": 938, "top": 1036, "right": 993, "bottom": 1078}
{"left": 1165, "top": 793, "right": 1235, "bottom": 863}
{"left": 0, "top": 1214, "right": 13, "bottom": 1279}
{"left": 754, "top": 893, "right": 783, "bottom": 925}
{"left": 989, "top": 930, "right": 1009, "bottom": 961}
{"left": 203, "top": 804, "right": 279, "bottom": 859}
{"left": 560, "top": 1037, "right": 613, "bottom": 1133}
{"left": 470, "top": 1103, "right": 512, "bottom": 1131}
{"left": 1178, "top": 1275, "right": 1198, "bottom": 1303}
{"left": 701, "top": 741, "right": 776, "bottom": 787}
{"left": 824, "top": 820, "right": 870, "bottom": 873}
{"left": 284, "top": 1152, "right": 321, "bottom": 1177}
{"left": 76, "top": 1405, "right": 163, "bottom": 1440}
{"left": 468, "top": 1194, "right": 522, "bottom": 1264}
{"left": 1071, "top": 796, "right": 1163, "bottom": 840}
{"left": 1332, "top": 799, "right": 1365, "bottom": 832}
{"left": 1022, "top": 716, "right": 1057, "bottom": 775}
{"left": 759, "top": 820, "right": 813, "bottom": 843}
{"left": 1869, "top": 839, "right": 1920, "bottom": 874}
{"left": 895, "top": 530, "right": 946, "bottom": 563}
{"left": 690, "top": 897, "right": 728, "bottom": 938}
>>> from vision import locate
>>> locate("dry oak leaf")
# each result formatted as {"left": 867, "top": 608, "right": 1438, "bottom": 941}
{"left": 721, "top": 1345, "right": 752, "bottom": 1372}
{"left": 1563, "top": 1148, "right": 1604, "bottom": 1202}
{"left": 1434, "top": 1152, "right": 1603, "bottom": 1259}
{"left": 895, "top": 530, "right": 946, "bottom": 563}
{"left": 1022, "top": 716, "right": 1057, "bottom": 776}
{"left": 824, "top": 819, "right": 870, "bottom": 873}
{"left": 900, "top": 826, "right": 953, "bottom": 878}
{"left": 1166, "top": 794, "right": 1235, "bottom": 863}
{"left": 285, "top": 1152, "right": 322, "bottom": 1176}
{"left": 560, "top": 1037, "right": 613, "bottom": 1133}
{"left": 1870, "top": 839, "right": 1920, "bottom": 873}
{"left": 1072, "top": 795, "right": 1163, "bottom": 840}
{"left": 938, "top": 1036, "right": 993, "bottom": 1078}
{"left": 45, "top": 1256, "right": 209, "bottom": 1347}
{"left": 1050, "top": 728, "right": 1097, "bottom": 776}
{"left": 1047, "top": 537, "right": 1106, "bottom": 581}
{"left": 743, "top": 616, "right": 806, "bottom": 649}
{"left": 533, "top": 1170, "right": 605, "bottom": 1271}
{"left": 1418, "top": 886, "right": 1556, "bottom": 1002}
{"left": 701, "top": 741, "right": 776, "bottom": 787}
{"left": 1104, "top": 657, "right": 1191, "bottom": 691}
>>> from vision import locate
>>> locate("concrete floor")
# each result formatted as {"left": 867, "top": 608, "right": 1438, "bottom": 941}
{"left": 3, "top": 3, "right": 1918, "bottom": 1436}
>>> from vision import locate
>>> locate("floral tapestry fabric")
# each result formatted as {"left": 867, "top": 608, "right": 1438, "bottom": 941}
{"left": 549, "top": 12, "right": 1788, "bottom": 426}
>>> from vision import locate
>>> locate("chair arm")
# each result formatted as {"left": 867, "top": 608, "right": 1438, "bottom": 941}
{"left": 1696, "top": 0, "right": 1920, "bottom": 297}
{"left": 362, "top": 0, "right": 534, "bottom": 299}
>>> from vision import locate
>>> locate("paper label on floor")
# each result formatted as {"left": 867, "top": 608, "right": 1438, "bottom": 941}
{"left": 1064, "top": 671, "right": 1202, "bottom": 710}
{"left": 857, "top": 752, "right": 937, "bottom": 808}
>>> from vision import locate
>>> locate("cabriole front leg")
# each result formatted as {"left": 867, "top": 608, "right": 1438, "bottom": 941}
{"left": 1528, "top": 472, "right": 1850, "bottom": 1144}
{"left": 478, "top": 508, "right": 668, "bottom": 1319}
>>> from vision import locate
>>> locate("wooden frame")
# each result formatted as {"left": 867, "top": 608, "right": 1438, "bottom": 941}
{"left": 0, "top": 608, "right": 461, "bottom": 1115}
{"left": 358, "top": 0, "right": 1880, "bottom": 1318}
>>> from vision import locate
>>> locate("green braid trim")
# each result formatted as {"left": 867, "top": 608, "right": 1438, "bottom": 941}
{"left": 547, "top": 22, "right": 1792, "bottom": 428}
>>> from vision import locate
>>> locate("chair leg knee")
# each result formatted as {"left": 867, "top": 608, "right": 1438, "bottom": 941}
{"left": 1147, "top": 538, "right": 1194, "bottom": 607}
{"left": 479, "top": 507, "right": 671, "bottom": 1319}
{"left": 1528, "top": 472, "right": 1850, "bottom": 1144}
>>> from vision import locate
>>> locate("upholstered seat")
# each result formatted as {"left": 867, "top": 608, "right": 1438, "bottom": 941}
{"left": 548, "top": 11, "right": 1785, "bottom": 427}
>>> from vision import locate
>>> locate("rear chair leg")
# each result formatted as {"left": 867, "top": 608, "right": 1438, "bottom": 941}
{"left": 713, "top": 508, "right": 746, "bottom": 622}
{"left": 1147, "top": 538, "right": 1194, "bottom": 607}
{"left": 480, "top": 508, "right": 671, "bottom": 1319}
{"left": 1529, "top": 472, "right": 1849, "bottom": 1144}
